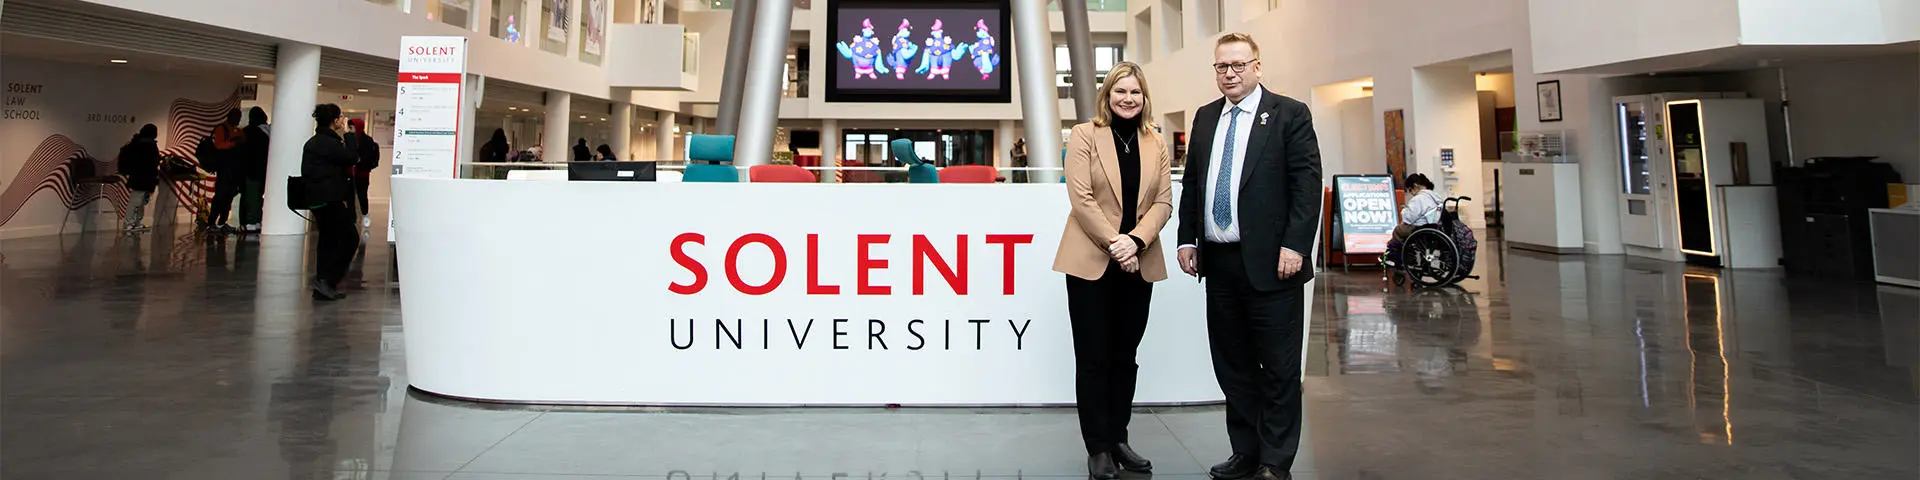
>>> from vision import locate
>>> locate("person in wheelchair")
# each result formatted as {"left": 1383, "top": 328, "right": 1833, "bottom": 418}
{"left": 1381, "top": 173, "right": 1480, "bottom": 287}
{"left": 1381, "top": 174, "right": 1442, "bottom": 268}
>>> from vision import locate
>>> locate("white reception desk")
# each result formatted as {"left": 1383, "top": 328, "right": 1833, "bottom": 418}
{"left": 392, "top": 177, "right": 1317, "bottom": 406}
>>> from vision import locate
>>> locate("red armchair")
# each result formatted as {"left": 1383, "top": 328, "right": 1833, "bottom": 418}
{"left": 938, "top": 165, "right": 999, "bottom": 184}
{"left": 748, "top": 164, "right": 817, "bottom": 183}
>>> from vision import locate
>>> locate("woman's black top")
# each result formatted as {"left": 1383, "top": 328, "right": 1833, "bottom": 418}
{"left": 1110, "top": 116, "right": 1143, "bottom": 248}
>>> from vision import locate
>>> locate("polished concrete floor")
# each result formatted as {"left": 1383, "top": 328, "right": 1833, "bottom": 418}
{"left": 3, "top": 209, "right": 1916, "bottom": 479}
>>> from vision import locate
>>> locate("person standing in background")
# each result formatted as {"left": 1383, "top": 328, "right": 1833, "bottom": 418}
{"left": 596, "top": 144, "right": 617, "bottom": 161}
{"left": 573, "top": 138, "right": 592, "bottom": 162}
{"left": 349, "top": 118, "right": 379, "bottom": 229}
{"left": 303, "top": 104, "right": 360, "bottom": 301}
{"left": 480, "top": 129, "right": 511, "bottom": 164}
{"left": 116, "top": 124, "right": 162, "bottom": 232}
{"left": 1175, "top": 33, "right": 1322, "bottom": 480}
{"left": 1010, "top": 137, "right": 1029, "bottom": 183}
{"left": 205, "top": 108, "right": 246, "bottom": 232}
{"left": 238, "top": 107, "right": 271, "bottom": 234}
{"left": 1052, "top": 62, "right": 1173, "bottom": 479}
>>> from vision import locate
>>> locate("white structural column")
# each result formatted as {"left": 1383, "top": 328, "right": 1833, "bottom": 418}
{"left": 714, "top": 0, "right": 758, "bottom": 134}
{"left": 732, "top": 0, "right": 793, "bottom": 167}
{"left": 567, "top": 0, "right": 586, "bottom": 59}
{"left": 544, "top": 91, "right": 572, "bottom": 161}
{"left": 1058, "top": 0, "right": 1098, "bottom": 122}
{"left": 263, "top": 42, "right": 321, "bottom": 236}
{"left": 461, "top": 75, "right": 484, "bottom": 164}
{"left": 611, "top": 103, "right": 633, "bottom": 160}
{"left": 521, "top": 0, "right": 541, "bottom": 47}
{"left": 1011, "top": 0, "right": 1061, "bottom": 183}
{"left": 655, "top": 111, "right": 676, "bottom": 161}
{"left": 472, "top": 0, "right": 493, "bottom": 35}
{"left": 820, "top": 119, "right": 840, "bottom": 183}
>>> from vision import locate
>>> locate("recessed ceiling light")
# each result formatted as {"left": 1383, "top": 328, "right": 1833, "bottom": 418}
{"left": 600, "top": 117, "right": 608, "bottom": 121}
{"left": 357, "top": 88, "right": 370, "bottom": 93}
{"left": 317, "top": 83, "right": 324, "bottom": 87}
{"left": 108, "top": 59, "right": 128, "bottom": 64}
{"left": 579, "top": 115, "right": 587, "bottom": 119}
{"left": 243, "top": 74, "right": 259, "bottom": 79}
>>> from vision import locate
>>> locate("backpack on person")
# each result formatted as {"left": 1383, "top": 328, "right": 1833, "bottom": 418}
{"left": 194, "top": 134, "right": 220, "bottom": 174}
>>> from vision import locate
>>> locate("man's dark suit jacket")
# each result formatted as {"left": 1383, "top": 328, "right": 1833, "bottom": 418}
{"left": 1177, "top": 87, "right": 1324, "bottom": 291}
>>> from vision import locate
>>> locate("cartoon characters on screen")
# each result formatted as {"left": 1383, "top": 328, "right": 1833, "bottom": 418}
{"left": 841, "top": 17, "right": 1001, "bottom": 82}
{"left": 916, "top": 19, "right": 968, "bottom": 79}
{"left": 836, "top": 18, "right": 885, "bottom": 79}
{"left": 885, "top": 19, "right": 920, "bottom": 80}
{"left": 967, "top": 19, "right": 1000, "bottom": 80}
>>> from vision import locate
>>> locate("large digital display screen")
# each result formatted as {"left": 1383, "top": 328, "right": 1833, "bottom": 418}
{"left": 826, "top": 0, "right": 1011, "bottom": 103}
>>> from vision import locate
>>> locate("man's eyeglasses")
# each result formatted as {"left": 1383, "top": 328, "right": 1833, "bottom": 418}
{"left": 1213, "top": 61, "right": 1256, "bottom": 74}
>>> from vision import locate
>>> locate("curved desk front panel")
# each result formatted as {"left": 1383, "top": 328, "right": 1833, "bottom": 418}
{"left": 393, "top": 177, "right": 1246, "bottom": 406}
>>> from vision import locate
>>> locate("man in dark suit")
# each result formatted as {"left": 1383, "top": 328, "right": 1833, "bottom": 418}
{"left": 1176, "top": 33, "right": 1322, "bottom": 480}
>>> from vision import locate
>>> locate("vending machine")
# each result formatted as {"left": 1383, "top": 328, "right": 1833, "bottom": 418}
{"left": 1611, "top": 92, "right": 1739, "bottom": 262}
{"left": 1613, "top": 92, "right": 1779, "bottom": 267}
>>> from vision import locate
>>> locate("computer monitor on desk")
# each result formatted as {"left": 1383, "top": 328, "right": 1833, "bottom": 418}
{"left": 569, "top": 162, "right": 657, "bottom": 182}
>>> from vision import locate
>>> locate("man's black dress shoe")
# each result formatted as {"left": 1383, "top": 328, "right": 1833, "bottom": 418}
{"left": 312, "top": 282, "right": 347, "bottom": 301}
{"left": 1208, "top": 454, "right": 1261, "bottom": 479}
{"left": 1113, "top": 443, "right": 1151, "bottom": 472}
{"left": 1252, "top": 465, "right": 1291, "bottom": 480}
{"left": 1087, "top": 452, "right": 1120, "bottom": 480}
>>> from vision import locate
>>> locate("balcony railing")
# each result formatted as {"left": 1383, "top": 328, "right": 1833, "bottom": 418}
{"left": 1050, "top": 0, "right": 1129, "bottom": 12}
{"left": 707, "top": 0, "right": 813, "bottom": 9}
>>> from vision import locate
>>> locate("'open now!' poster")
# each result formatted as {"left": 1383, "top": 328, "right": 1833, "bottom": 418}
{"left": 1335, "top": 175, "right": 1398, "bottom": 254}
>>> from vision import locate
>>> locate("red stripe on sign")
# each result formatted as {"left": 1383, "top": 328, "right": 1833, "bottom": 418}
{"left": 398, "top": 73, "right": 462, "bottom": 83}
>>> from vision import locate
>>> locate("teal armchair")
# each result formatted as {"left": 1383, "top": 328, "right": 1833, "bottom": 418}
{"left": 891, "top": 138, "right": 939, "bottom": 184}
{"left": 684, "top": 134, "right": 739, "bottom": 183}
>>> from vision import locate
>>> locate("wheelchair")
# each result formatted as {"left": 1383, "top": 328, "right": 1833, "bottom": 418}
{"left": 1382, "top": 196, "right": 1480, "bottom": 288}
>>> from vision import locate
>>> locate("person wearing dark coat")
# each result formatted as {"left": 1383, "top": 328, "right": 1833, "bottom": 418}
{"left": 303, "top": 104, "right": 361, "bottom": 301}
{"left": 480, "top": 129, "right": 510, "bottom": 164}
{"left": 597, "top": 144, "right": 617, "bottom": 161}
{"left": 206, "top": 108, "right": 246, "bottom": 231}
{"left": 348, "top": 118, "right": 380, "bottom": 227}
{"left": 572, "top": 138, "right": 591, "bottom": 162}
{"left": 239, "top": 107, "right": 271, "bottom": 233}
{"left": 117, "top": 124, "right": 162, "bottom": 231}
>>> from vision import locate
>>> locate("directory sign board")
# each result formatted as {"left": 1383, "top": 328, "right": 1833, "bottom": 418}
{"left": 393, "top": 36, "right": 469, "bottom": 242}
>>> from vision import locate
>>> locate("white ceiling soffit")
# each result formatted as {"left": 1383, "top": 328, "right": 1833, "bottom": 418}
{"left": 572, "top": 96, "right": 613, "bottom": 116}
{"left": 488, "top": 80, "right": 549, "bottom": 107}
{"left": 1, "top": 0, "right": 277, "bottom": 70}
{"left": 320, "top": 50, "right": 400, "bottom": 86}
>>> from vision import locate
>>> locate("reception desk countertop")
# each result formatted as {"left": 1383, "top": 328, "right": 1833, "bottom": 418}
{"left": 392, "top": 177, "right": 1272, "bottom": 406}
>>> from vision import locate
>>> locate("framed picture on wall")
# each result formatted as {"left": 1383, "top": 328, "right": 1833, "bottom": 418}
{"left": 1537, "top": 80, "right": 1563, "bottom": 122}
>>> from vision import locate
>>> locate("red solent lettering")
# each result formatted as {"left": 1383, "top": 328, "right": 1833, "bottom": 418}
{"left": 806, "top": 234, "right": 841, "bottom": 295}
{"left": 856, "top": 234, "right": 892, "bottom": 295}
{"left": 668, "top": 233, "right": 707, "bottom": 294}
{"left": 669, "top": 233, "right": 1032, "bottom": 296}
{"left": 984, "top": 234, "right": 1035, "bottom": 295}
{"left": 912, "top": 234, "right": 967, "bottom": 295}
{"left": 726, "top": 234, "right": 786, "bottom": 295}
{"left": 407, "top": 46, "right": 458, "bottom": 56}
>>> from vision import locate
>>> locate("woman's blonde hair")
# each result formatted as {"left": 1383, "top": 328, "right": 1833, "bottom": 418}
{"left": 1094, "top": 61, "right": 1154, "bottom": 133}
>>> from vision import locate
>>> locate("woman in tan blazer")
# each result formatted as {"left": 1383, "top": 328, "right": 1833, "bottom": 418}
{"left": 1050, "top": 61, "right": 1173, "bottom": 479}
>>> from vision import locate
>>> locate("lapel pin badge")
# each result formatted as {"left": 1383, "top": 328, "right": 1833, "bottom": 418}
{"left": 1259, "top": 112, "right": 1270, "bottom": 125}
